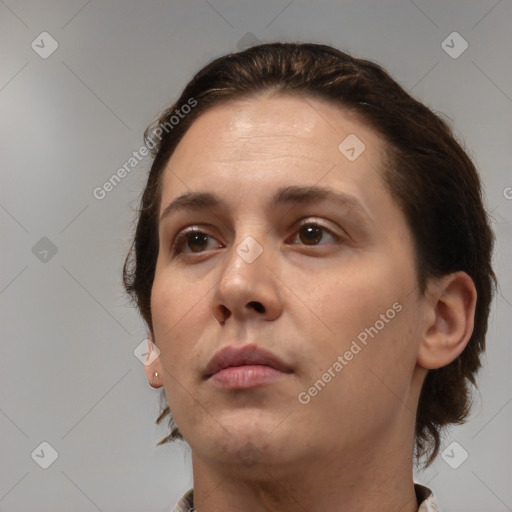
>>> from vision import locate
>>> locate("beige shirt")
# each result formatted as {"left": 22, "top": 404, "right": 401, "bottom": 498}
{"left": 172, "top": 482, "right": 440, "bottom": 511}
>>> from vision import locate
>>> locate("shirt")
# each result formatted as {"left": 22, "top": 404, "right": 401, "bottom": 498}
{"left": 172, "top": 482, "right": 440, "bottom": 511}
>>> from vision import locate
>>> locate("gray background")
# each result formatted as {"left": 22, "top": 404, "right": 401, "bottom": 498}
{"left": 1, "top": 1, "right": 511, "bottom": 511}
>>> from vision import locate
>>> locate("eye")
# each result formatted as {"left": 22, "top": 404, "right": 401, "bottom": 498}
{"left": 171, "top": 227, "right": 222, "bottom": 255}
{"left": 287, "top": 220, "right": 342, "bottom": 246}
{"left": 171, "top": 220, "right": 343, "bottom": 257}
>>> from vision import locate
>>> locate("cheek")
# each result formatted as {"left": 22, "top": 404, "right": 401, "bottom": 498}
{"left": 305, "top": 300, "right": 420, "bottom": 434}
{"left": 310, "top": 258, "right": 419, "bottom": 373}
{"left": 313, "top": 269, "right": 397, "bottom": 332}
{"left": 150, "top": 276, "right": 173, "bottom": 334}
{"left": 150, "top": 273, "right": 190, "bottom": 364}
{"left": 340, "top": 298, "right": 421, "bottom": 405}
{"left": 150, "top": 270, "right": 211, "bottom": 367}
{"left": 151, "top": 268, "right": 200, "bottom": 329}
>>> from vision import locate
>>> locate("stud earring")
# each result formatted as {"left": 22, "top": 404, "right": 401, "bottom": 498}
{"left": 150, "top": 371, "right": 161, "bottom": 389}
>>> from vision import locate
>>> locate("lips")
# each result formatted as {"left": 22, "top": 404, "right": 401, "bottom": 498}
{"left": 204, "top": 344, "right": 292, "bottom": 379}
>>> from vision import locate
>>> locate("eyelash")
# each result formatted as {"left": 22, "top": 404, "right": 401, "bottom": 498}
{"left": 170, "top": 219, "right": 344, "bottom": 256}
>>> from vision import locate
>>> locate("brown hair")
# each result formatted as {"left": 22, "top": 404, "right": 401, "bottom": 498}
{"left": 123, "top": 42, "right": 496, "bottom": 468}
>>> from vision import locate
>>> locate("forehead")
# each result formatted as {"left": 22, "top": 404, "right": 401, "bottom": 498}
{"left": 167, "top": 93, "right": 382, "bottom": 171}
{"left": 158, "top": 93, "right": 401, "bottom": 230}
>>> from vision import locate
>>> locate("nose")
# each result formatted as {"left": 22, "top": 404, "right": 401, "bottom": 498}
{"left": 211, "top": 235, "right": 283, "bottom": 325}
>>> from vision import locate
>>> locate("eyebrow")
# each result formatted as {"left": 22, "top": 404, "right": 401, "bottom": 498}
{"left": 159, "top": 185, "right": 371, "bottom": 224}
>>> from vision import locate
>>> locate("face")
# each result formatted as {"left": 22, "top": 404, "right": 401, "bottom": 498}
{"left": 150, "top": 93, "right": 428, "bottom": 475}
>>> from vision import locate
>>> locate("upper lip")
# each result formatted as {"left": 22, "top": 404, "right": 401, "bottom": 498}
{"left": 204, "top": 344, "right": 293, "bottom": 378}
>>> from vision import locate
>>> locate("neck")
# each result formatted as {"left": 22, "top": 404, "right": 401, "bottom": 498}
{"left": 189, "top": 418, "right": 419, "bottom": 512}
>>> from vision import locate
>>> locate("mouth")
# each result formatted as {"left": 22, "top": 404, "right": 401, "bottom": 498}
{"left": 204, "top": 344, "right": 293, "bottom": 389}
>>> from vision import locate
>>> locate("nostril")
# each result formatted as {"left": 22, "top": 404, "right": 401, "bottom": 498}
{"left": 214, "top": 305, "right": 230, "bottom": 325}
{"left": 248, "top": 301, "right": 265, "bottom": 313}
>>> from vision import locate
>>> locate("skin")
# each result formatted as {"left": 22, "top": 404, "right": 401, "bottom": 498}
{"left": 145, "top": 93, "right": 477, "bottom": 512}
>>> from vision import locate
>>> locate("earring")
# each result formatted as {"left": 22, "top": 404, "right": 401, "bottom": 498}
{"left": 150, "top": 371, "right": 160, "bottom": 389}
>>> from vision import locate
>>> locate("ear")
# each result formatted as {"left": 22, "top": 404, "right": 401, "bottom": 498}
{"left": 418, "top": 271, "right": 477, "bottom": 370}
{"left": 142, "top": 334, "right": 164, "bottom": 388}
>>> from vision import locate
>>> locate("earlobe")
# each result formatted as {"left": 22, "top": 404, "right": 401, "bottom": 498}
{"left": 143, "top": 336, "right": 164, "bottom": 389}
{"left": 417, "top": 271, "right": 477, "bottom": 370}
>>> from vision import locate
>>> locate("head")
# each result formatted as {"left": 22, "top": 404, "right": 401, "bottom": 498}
{"left": 124, "top": 42, "right": 496, "bottom": 470}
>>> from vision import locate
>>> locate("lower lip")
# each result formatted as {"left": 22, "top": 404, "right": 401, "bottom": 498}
{"left": 209, "top": 365, "right": 288, "bottom": 389}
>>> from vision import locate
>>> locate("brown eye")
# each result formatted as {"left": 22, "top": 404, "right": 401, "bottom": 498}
{"left": 298, "top": 224, "right": 324, "bottom": 245}
{"left": 172, "top": 228, "right": 220, "bottom": 255}
{"left": 171, "top": 220, "right": 342, "bottom": 257}
{"left": 290, "top": 222, "right": 340, "bottom": 246}
{"left": 185, "top": 232, "right": 209, "bottom": 252}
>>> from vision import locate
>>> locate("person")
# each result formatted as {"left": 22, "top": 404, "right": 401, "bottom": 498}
{"left": 123, "top": 42, "right": 496, "bottom": 512}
